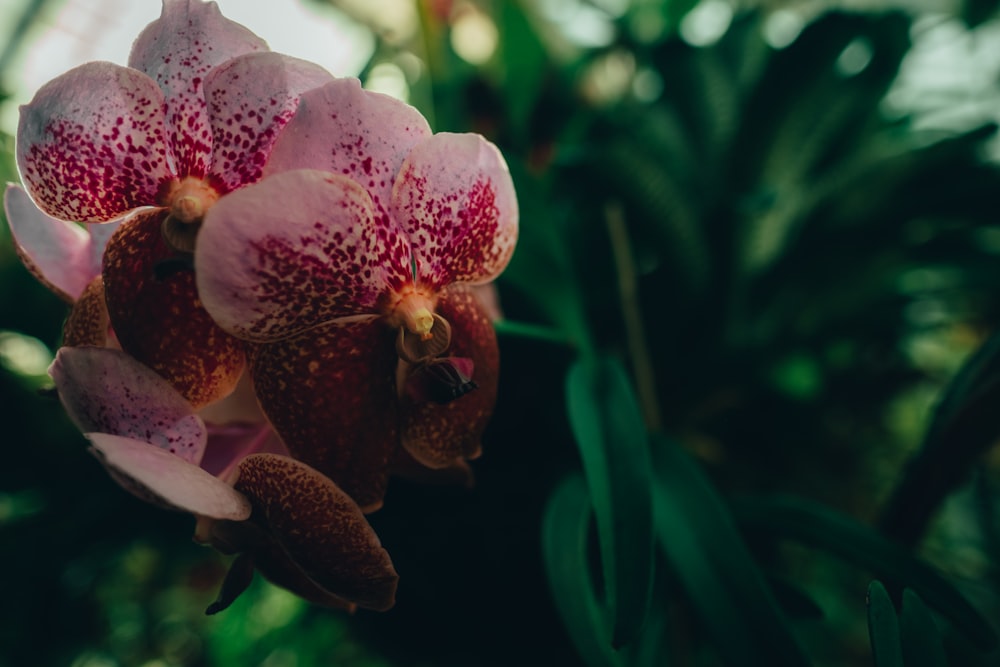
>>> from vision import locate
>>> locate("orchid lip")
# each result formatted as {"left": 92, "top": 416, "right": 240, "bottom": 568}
{"left": 396, "top": 313, "right": 452, "bottom": 364}
{"left": 166, "top": 177, "right": 220, "bottom": 224}
{"left": 387, "top": 287, "right": 437, "bottom": 336}
{"left": 161, "top": 177, "right": 221, "bottom": 253}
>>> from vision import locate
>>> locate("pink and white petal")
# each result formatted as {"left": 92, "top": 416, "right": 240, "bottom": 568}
{"left": 196, "top": 170, "right": 410, "bottom": 341}
{"left": 205, "top": 52, "right": 333, "bottom": 192}
{"left": 128, "top": 0, "right": 267, "bottom": 178}
{"left": 233, "top": 454, "right": 398, "bottom": 611}
{"left": 400, "top": 286, "right": 499, "bottom": 467}
{"left": 88, "top": 432, "right": 251, "bottom": 520}
{"left": 17, "top": 62, "right": 173, "bottom": 222}
{"left": 4, "top": 183, "right": 92, "bottom": 301}
{"left": 391, "top": 133, "right": 518, "bottom": 291}
{"left": 264, "top": 78, "right": 431, "bottom": 233}
{"left": 49, "top": 346, "right": 207, "bottom": 464}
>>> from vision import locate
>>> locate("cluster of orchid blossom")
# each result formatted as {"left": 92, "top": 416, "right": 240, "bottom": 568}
{"left": 5, "top": 0, "right": 517, "bottom": 613}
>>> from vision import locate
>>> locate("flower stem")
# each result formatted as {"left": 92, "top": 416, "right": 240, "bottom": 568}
{"left": 605, "top": 201, "right": 663, "bottom": 433}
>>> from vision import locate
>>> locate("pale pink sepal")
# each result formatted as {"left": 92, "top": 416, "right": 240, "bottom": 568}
{"left": 391, "top": 133, "right": 519, "bottom": 290}
{"left": 87, "top": 432, "right": 251, "bottom": 520}
{"left": 204, "top": 52, "right": 334, "bottom": 192}
{"left": 128, "top": 0, "right": 268, "bottom": 179}
{"left": 17, "top": 62, "right": 173, "bottom": 222}
{"left": 49, "top": 347, "right": 207, "bottom": 465}
{"left": 5, "top": 184, "right": 93, "bottom": 302}
{"left": 196, "top": 169, "right": 410, "bottom": 341}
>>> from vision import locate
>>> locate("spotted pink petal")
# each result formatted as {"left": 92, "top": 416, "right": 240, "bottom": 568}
{"left": 399, "top": 286, "right": 498, "bottom": 467}
{"left": 247, "top": 318, "right": 398, "bottom": 512}
{"left": 128, "top": 0, "right": 267, "bottom": 178}
{"left": 17, "top": 62, "right": 173, "bottom": 222}
{"left": 263, "top": 78, "right": 431, "bottom": 234}
{"left": 391, "top": 133, "right": 518, "bottom": 291}
{"left": 196, "top": 169, "right": 411, "bottom": 342}
{"left": 49, "top": 346, "right": 207, "bottom": 464}
{"left": 233, "top": 454, "right": 398, "bottom": 611}
{"left": 204, "top": 52, "right": 333, "bottom": 193}
{"left": 4, "top": 183, "right": 91, "bottom": 302}
{"left": 103, "top": 210, "right": 245, "bottom": 409}
{"left": 88, "top": 432, "right": 251, "bottom": 520}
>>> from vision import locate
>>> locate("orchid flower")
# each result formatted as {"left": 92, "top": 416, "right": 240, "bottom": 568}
{"left": 50, "top": 346, "right": 398, "bottom": 612}
{"left": 4, "top": 184, "right": 279, "bottom": 464}
{"left": 16, "top": 0, "right": 334, "bottom": 408}
{"left": 191, "top": 79, "right": 518, "bottom": 511}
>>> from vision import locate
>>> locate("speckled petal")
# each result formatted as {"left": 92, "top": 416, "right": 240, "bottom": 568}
{"left": 128, "top": 0, "right": 267, "bottom": 178}
{"left": 103, "top": 210, "right": 245, "bottom": 408}
{"left": 205, "top": 52, "right": 333, "bottom": 192}
{"left": 400, "top": 286, "right": 498, "bottom": 467}
{"left": 264, "top": 77, "right": 430, "bottom": 254}
{"left": 49, "top": 346, "right": 207, "bottom": 463}
{"left": 196, "top": 170, "right": 409, "bottom": 342}
{"left": 391, "top": 133, "right": 518, "bottom": 291}
{"left": 88, "top": 432, "right": 251, "bottom": 520}
{"left": 248, "top": 317, "right": 397, "bottom": 512}
{"left": 63, "top": 275, "right": 110, "bottom": 347}
{"left": 234, "top": 454, "right": 398, "bottom": 611}
{"left": 16, "top": 62, "right": 172, "bottom": 222}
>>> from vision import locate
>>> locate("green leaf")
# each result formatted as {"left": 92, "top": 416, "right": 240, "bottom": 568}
{"left": 880, "top": 214, "right": 1000, "bottom": 547}
{"left": 565, "top": 357, "right": 654, "bottom": 648}
{"left": 867, "top": 580, "right": 903, "bottom": 667}
{"left": 737, "top": 495, "right": 997, "bottom": 652}
{"left": 500, "top": 164, "right": 594, "bottom": 354}
{"left": 541, "top": 474, "right": 621, "bottom": 667}
{"left": 900, "top": 589, "right": 948, "bottom": 667}
{"left": 766, "top": 574, "right": 824, "bottom": 620}
{"left": 651, "top": 437, "right": 810, "bottom": 666}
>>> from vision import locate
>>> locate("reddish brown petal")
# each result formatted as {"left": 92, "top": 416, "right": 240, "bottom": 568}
{"left": 63, "top": 275, "right": 110, "bottom": 347}
{"left": 198, "top": 514, "right": 355, "bottom": 611}
{"left": 234, "top": 454, "right": 398, "bottom": 611}
{"left": 248, "top": 317, "right": 397, "bottom": 511}
{"left": 102, "top": 210, "right": 244, "bottom": 408}
{"left": 399, "top": 286, "right": 498, "bottom": 468}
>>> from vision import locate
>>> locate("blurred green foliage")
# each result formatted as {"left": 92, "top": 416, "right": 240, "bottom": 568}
{"left": 4, "top": 0, "right": 1000, "bottom": 664}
